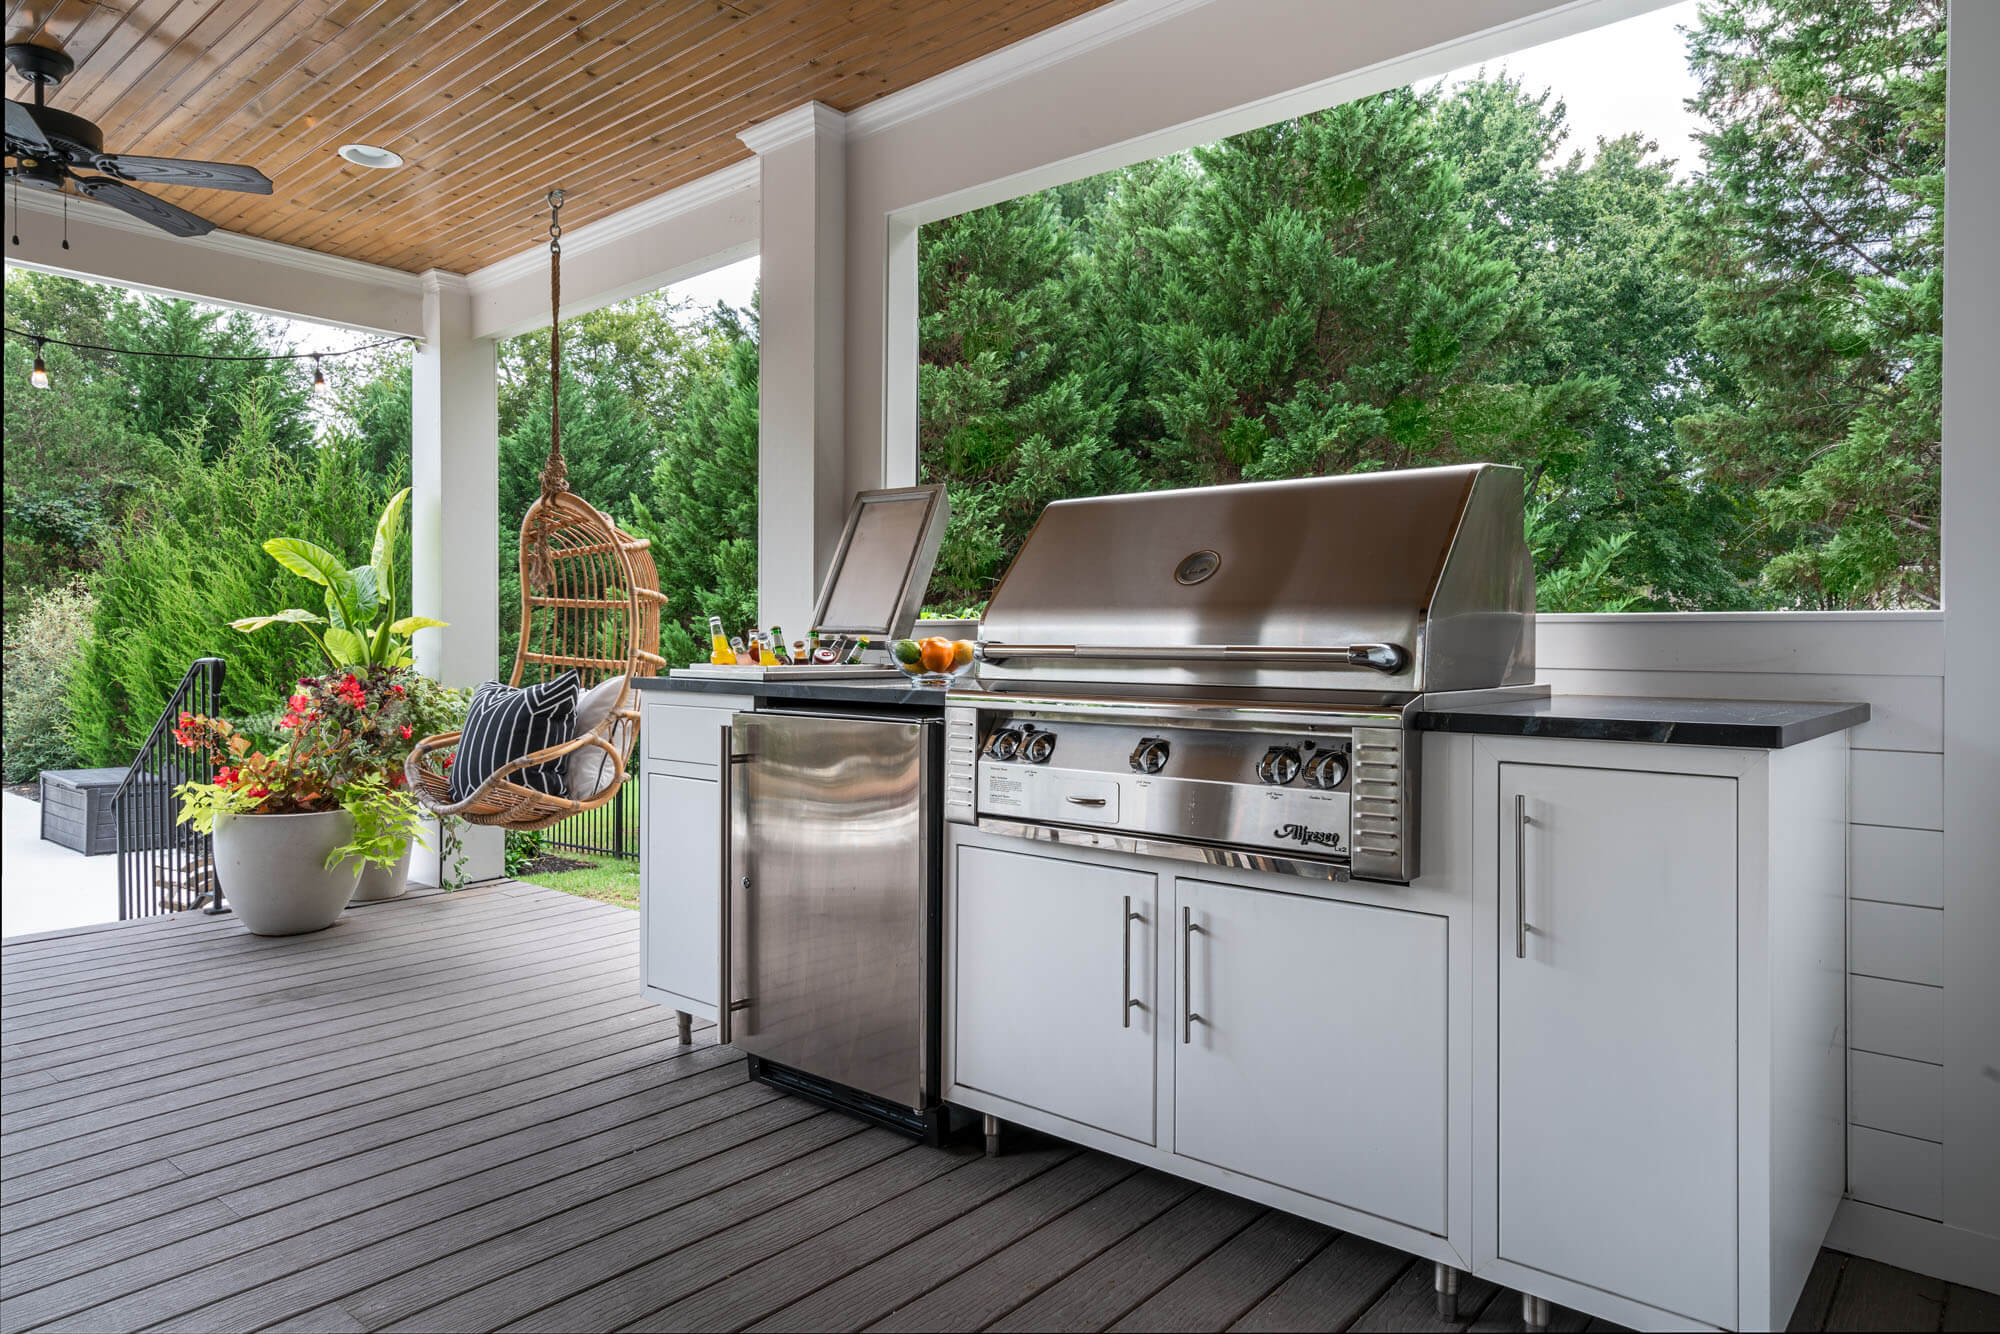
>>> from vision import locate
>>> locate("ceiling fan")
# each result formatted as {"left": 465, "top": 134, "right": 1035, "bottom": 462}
{"left": 4, "top": 37, "right": 271, "bottom": 239}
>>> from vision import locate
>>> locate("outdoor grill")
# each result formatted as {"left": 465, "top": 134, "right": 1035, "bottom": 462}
{"left": 945, "top": 463, "right": 1542, "bottom": 883}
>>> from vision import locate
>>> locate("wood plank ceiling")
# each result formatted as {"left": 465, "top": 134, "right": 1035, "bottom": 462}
{"left": 3, "top": 0, "right": 1115, "bottom": 274}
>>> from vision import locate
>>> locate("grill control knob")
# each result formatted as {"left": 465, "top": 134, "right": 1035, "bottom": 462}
{"left": 1021, "top": 731, "right": 1056, "bottom": 764}
{"left": 986, "top": 728, "right": 1022, "bottom": 762}
{"left": 1305, "top": 750, "right": 1349, "bottom": 790}
{"left": 1257, "top": 746, "right": 1303, "bottom": 786}
{"left": 1129, "top": 737, "right": 1170, "bottom": 774}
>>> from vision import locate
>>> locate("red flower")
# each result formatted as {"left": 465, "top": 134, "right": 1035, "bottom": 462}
{"left": 246, "top": 786, "right": 270, "bottom": 800}
{"left": 399, "top": 725, "right": 413, "bottom": 739}
{"left": 217, "top": 766, "right": 238, "bottom": 784}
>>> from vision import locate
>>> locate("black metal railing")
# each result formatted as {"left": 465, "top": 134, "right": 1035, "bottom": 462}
{"left": 115, "top": 657, "right": 229, "bottom": 920}
{"left": 542, "top": 777, "right": 639, "bottom": 860}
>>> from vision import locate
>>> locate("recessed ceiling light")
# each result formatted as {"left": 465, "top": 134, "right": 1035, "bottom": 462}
{"left": 338, "top": 143, "right": 404, "bottom": 169}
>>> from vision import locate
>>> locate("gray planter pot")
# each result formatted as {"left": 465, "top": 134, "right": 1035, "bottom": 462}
{"left": 212, "top": 809, "right": 359, "bottom": 936}
{"left": 352, "top": 841, "right": 414, "bottom": 903}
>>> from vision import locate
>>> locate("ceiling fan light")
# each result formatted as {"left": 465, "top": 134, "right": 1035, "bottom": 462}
{"left": 337, "top": 143, "right": 403, "bottom": 170}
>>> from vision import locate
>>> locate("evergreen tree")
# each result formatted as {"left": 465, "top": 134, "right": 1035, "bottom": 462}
{"left": 918, "top": 194, "right": 1127, "bottom": 611}
{"left": 631, "top": 305, "right": 760, "bottom": 666}
{"left": 1678, "top": 0, "right": 1945, "bottom": 607}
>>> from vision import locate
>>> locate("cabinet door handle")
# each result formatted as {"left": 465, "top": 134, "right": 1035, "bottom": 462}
{"left": 1122, "top": 895, "right": 1145, "bottom": 1027}
{"left": 1514, "top": 792, "right": 1530, "bottom": 960}
{"left": 1181, "top": 906, "right": 1193, "bottom": 1043}
{"left": 719, "top": 723, "right": 735, "bottom": 1044}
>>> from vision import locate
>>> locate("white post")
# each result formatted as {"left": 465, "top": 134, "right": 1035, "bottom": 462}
{"left": 411, "top": 271, "right": 503, "bottom": 883}
{"left": 742, "top": 102, "right": 849, "bottom": 634}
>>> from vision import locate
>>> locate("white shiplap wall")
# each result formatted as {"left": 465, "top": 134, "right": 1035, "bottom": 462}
{"left": 1537, "top": 611, "right": 1948, "bottom": 1222}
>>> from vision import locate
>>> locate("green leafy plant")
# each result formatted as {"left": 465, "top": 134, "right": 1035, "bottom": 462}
{"left": 231, "top": 487, "right": 448, "bottom": 668}
{"left": 168, "top": 710, "right": 428, "bottom": 871}
{"left": 505, "top": 828, "right": 546, "bottom": 876}
{"left": 321, "top": 772, "right": 430, "bottom": 874}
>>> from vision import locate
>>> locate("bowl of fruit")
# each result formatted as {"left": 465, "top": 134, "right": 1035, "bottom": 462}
{"left": 891, "top": 636, "right": 977, "bottom": 686}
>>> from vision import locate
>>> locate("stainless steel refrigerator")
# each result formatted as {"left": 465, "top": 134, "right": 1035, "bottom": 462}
{"left": 722, "top": 708, "right": 946, "bottom": 1139}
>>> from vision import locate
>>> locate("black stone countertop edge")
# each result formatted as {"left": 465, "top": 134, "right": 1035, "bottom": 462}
{"left": 632, "top": 673, "right": 948, "bottom": 710}
{"left": 1409, "top": 694, "right": 1870, "bottom": 750}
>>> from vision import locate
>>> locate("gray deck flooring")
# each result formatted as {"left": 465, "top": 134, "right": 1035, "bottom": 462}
{"left": 1, "top": 881, "right": 1987, "bottom": 1333}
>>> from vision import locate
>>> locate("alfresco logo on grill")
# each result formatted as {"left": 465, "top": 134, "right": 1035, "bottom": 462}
{"left": 1273, "top": 823, "right": 1341, "bottom": 848}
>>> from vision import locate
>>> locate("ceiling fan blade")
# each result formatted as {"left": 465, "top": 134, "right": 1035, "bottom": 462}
{"left": 5, "top": 98, "right": 53, "bottom": 155}
{"left": 91, "top": 153, "right": 272, "bottom": 194}
{"left": 71, "top": 175, "right": 217, "bottom": 238}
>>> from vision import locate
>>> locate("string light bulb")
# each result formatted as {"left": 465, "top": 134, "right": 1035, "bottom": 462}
{"left": 30, "top": 337, "right": 50, "bottom": 389}
{"left": 311, "top": 354, "right": 328, "bottom": 394}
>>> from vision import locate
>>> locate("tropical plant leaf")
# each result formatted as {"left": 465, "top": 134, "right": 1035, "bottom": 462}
{"left": 373, "top": 487, "right": 410, "bottom": 618}
{"left": 268, "top": 538, "right": 362, "bottom": 629}
{"left": 349, "top": 564, "right": 380, "bottom": 623}
{"left": 389, "top": 616, "right": 450, "bottom": 635}
{"left": 323, "top": 626, "right": 370, "bottom": 664}
{"left": 229, "top": 609, "right": 326, "bottom": 632}
{"left": 263, "top": 538, "right": 345, "bottom": 588}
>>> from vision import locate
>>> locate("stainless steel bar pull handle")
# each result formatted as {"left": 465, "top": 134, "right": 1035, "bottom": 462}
{"left": 1514, "top": 792, "right": 1530, "bottom": 960}
{"left": 1122, "top": 896, "right": 1145, "bottom": 1028}
{"left": 1065, "top": 795, "right": 1108, "bottom": 807}
{"left": 1182, "top": 906, "right": 1203, "bottom": 1044}
{"left": 718, "top": 723, "right": 735, "bottom": 1045}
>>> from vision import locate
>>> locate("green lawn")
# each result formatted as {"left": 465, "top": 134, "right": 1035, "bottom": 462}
{"left": 522, "top": 858, "right": 639, "bottom": 910}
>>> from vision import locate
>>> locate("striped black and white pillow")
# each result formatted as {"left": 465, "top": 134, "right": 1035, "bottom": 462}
{"left": 449, "top": 672, "right": 578, "bottom": 803}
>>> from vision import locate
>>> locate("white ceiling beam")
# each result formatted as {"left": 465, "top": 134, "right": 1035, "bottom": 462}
{"left": 3, "top": 187, "right": 426, "bottom": 336}
{"left": 460, "top": 160, "right": 760, "bottom": 341}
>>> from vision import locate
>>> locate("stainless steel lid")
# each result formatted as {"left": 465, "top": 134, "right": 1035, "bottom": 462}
{"left": 975, "top": 463, "right": 1535, "bottom": 695}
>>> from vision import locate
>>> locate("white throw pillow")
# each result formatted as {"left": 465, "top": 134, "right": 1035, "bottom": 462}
{"left": 566, "top": 675, "right": 632, "bottom": 800}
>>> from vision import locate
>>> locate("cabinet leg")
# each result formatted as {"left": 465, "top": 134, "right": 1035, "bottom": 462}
{"left": 1522, "top": 1292, "right": 1551, "bottom": 1332}
{"left": 1433, "top": 1263, "right": 1462, "bottom": 1322}
{"left": 675, "top": 1010, "right": 692, "bottom": 1046}
{"left": 982, "top": 1114, "right": 1001, "bottom": 1158}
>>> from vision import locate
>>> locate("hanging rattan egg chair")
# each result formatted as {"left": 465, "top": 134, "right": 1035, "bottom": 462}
{"left": 406, "top": 188, "right": 667, "bottom": 832}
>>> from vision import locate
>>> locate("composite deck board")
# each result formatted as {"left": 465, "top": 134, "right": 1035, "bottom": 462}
{"left": 0, "top": 882, "right": 1978, "bottom": 1334}
{"left": 1, "top": 1005, "right": 701, "bottom": 1260}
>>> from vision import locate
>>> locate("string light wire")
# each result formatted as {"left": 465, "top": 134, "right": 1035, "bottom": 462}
{"left": 2, "top": 325, "right": 414, "bottom": 392}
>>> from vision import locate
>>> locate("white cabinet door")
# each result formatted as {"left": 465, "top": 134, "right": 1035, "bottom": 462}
{"left": 952, "top": 843, "right": 1157, "bottom": 1144}
{"left": 1498, "top": 762, "right": 1738, "bottom": 1328}
{"left": 642, "top": 768, "right": 720, "bottom": 1013}
{"left": 1173, "top": 878, "right": 1448, "bottom": 1233}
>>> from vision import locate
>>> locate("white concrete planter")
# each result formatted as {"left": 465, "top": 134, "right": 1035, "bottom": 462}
{"left": 352, "top": 840, "right": 414, "bottom": 903}
{"left": 212, "top": 809, "right": 359, "bottom": 936}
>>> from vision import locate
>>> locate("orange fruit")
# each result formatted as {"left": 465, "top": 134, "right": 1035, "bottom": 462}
{"left": 920, "top": 637, "right": 956, "bottom": 673}
{"left": 951, "top": 639, "right": 976, "bottom": 669}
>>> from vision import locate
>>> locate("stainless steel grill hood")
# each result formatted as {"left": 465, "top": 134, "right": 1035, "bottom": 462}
{"left": 975, "top": 463, "right": 1535, "bottom": 697}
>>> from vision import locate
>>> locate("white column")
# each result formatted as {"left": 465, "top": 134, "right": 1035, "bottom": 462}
{"left": 1940, "top": 0, "right": 2000, "bottom": 1243}
{"left": 411, "top": 271, "right": 503, "bottom": 882}
{"left": 741, "top": 102, "right": 849, "bottom": 634}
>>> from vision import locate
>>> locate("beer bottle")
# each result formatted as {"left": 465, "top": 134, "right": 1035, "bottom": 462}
{"left": 708, "top": 616, "right": 735, "bottom": 665}
{"left": 768, "top": 626, "right": 790, "bottom": 664}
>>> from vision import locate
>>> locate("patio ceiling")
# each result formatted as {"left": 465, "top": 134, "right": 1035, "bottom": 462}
{"left": 2, "top": 0, "right": 1114, "bottom": 274}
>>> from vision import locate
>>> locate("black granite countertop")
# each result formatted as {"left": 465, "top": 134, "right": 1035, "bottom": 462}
{"left": 634, "top": 672, "right": 948, "bottom": 711}
{"left": 1410, "top": 694, "right": 1869, "bottom": 749}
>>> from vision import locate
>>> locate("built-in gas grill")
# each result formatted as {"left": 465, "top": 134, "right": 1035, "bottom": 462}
{"left": 945, "top": 464, "right": 1541, "bottom": 884}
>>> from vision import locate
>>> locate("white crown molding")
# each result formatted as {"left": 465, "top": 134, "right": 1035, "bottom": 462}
{"left": 420, "top": 270, "right": 473, "bottom": 295}
{"left": 738, "top": 101, "right": 849, "bottom": 155}
{"left": 844, "top": 0, "right": 1218, "bottom": 138}
{"left": 463, "top": 157, "right": 760, "bottom": 294}
{"left": 6, "top": 186, "right": 427, "bottom": 293}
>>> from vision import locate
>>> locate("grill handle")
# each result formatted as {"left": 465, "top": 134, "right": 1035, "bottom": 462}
{"left": 977, "top": 642, "right": 1409, "bottom": 673}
